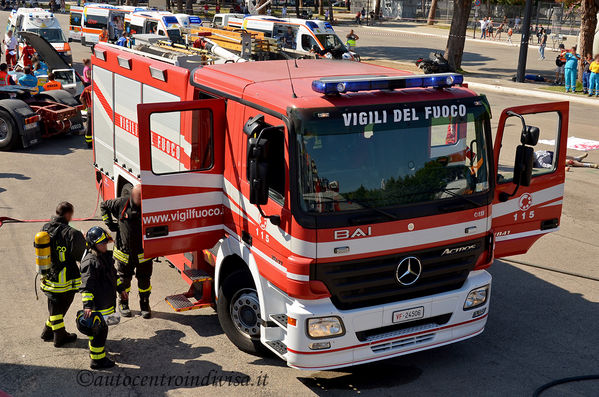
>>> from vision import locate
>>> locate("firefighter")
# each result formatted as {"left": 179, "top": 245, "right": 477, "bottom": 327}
{"left": 78, "top": 226, "right": 123, "bottom": 369}
{"left": 40, "top": 202, "right": 86, "bottom": 347}
{"left": 79, "top": 84, "right": 93, "bottom": 147}
{"left": 101, "top": 184, "right": 153, "bottom": 319}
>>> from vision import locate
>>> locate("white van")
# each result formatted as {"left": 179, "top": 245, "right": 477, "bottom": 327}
{"left": 211, "top": 13, "right": 245, "bottom": 28}
{"left": 68, "top": 5, "right": 83, "bottom": 42}
{"left": 79, "top": 4, "right": 146, "bottom": 46}
{"left": 7, "top": 8, "right": 72, "bottom": 64}
{"left": 125, "top": 11, "right": 184, "bottom": 43}
{"left": 222, "top": 15, "right": 354, "bottom": 59}
{"left": 173, "top": 14, "right": 203, "bottom": 29}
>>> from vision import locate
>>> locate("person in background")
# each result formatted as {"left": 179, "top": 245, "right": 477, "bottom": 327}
{"left": 588, "top": 54, "right": 599, "bottom": 97}
{"left": 32, "top": 56, "right": 49, "bottom": 76}
{"left": 282, "top": 5, "right": 287, "bottom": 17}
{"left": 0, "top": 63, "right": 15, "bottom": 86}
{"left": 582, "top": 54, "right": 592, "bottom": 94}
{"left": 507, "top": 26, "right": 513, "bottom": 45}
{"left": 99, "top": 27, "right": 109, "bottom": 43}
{"left": 554, "top": 43, "right": 566, "bottom": 85}
{"left": 116, "top": 31, "right": 128, "bottom": 47}
{"left": 43, "top": 72, "right": 62, "bottom": 91}
{"left": 82, "top": 58, "right": 91, "bottom": 86}
{"left": 346, "top": 30, "right": 359, "bottom": 51}
{"left": 538, "top": 28, "right": 547, "bottom": 60}
{"left": 479, "top": 17, "right": 487, "bottom": 39}
{"left": 4, "top": 30, "right": 17, "bottom": 69}
{"left": 283, "top": 26, "right": 295, "bottom": 49}
{"left": 563, "top": 46, "right": 580, "bottom": 93}
{"left": 514, "top": 16, "right": 521, "bottom": 32}
{"left": 20, "top": 40, "right": 36, "bottom": 67}
{"left": 18, "top": 66, "right": 38, "bottom": 90}
{"left": 215, "top": 3, "right": 220, "bottom": 13}
{"left": 355, "top": 10, "right": 361, "bottom": 24}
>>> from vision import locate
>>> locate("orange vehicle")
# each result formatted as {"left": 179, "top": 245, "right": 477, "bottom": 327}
{"left": 90, "top": 41, "right": 569, "bottom": 370}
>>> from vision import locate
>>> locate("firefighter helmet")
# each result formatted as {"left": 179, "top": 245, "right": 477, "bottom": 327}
{"left": 85, "top": 226, "right": 111, "bottom": 247}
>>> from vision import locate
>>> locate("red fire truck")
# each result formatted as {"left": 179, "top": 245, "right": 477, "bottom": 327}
{"left": 91, "top": 42, "right": 568, "bottom": 370}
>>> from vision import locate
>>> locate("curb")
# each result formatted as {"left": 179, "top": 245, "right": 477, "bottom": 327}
{"left": 466, "top": 81, "right": 599, "bottom": 106}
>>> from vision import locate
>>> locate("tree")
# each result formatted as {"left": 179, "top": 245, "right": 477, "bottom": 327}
{"left": 445, "top": 0, "right": 473, "bottom": 70}
{"left": 427, "top": 0, "right": 438, "bottom": 24}
{"left": 578, "top": 0, "right": 598, "bottom": 79}
{"left": 257, "top": 0, "right": 268, "bottom": 14}
{"left": 319, "top": 0, "right": 324, "bottom": 16}
{"left": 175, "top": 0, "right": 183, "bottom": 12}
{"left": 185, "top": 0, "right": 193, "bottom": 14}
{"left": 375, "top": 0, "right": 382, "bottom": 19}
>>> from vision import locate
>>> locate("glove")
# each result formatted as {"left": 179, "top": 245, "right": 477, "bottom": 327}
{"left": 106, "top": 222, "right": 118, "bottom": 232}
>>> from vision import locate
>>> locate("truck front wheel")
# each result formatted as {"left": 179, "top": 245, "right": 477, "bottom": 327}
{"left": 0, "top": 110, "right": 18, "bottom": 151}
{"left": 217, "top": 269, "right": 268, "bottom": 356}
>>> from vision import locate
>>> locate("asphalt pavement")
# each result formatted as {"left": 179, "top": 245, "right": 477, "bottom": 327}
{"left": 1, "top": 10, "right": 599, "bottom": 397}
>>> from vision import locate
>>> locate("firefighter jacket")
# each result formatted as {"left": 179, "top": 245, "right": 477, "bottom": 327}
{"left": 80, "top": 250, "right": 122, "bottom": 316}
{"left": 40, "top": 216, "right": 86, "bottom": 294}
{"left": 100, "top": 197, "right": 151, "bottom": 264}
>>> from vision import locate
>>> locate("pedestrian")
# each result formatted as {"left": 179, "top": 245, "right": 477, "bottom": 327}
{"left": 101, "top": 185, "right": 153, "bottom": 319}
{"left": 99, "top": 27, "right": 108, "bottom": 43}
{"left": 361, "top": 7, "right": 366, "bottom": 20}
{"left": 39, "top": 202, "right": 86, "bottom": 348}
{"left": 554, "top": 44, "right": 566, "bottom": 85}
{"left": 78, "top": 226, "right": 125, "bottom": 369}
{"left": 494, "top": 23, "right": 503, "bottom": 40}
{"left": 43, "top": 72, "right": 62, "bottom": 91}
{"left": 20, "top": 40, "right": 36, "bottom": 67}
{"left": 563, "top": 46, "right": 580, "bottom": 93}
{"left": 507, "top": 26, "right": 513, "bottom": 45}
{"left": 538, "top": 28, "right": 547, "bottom": 60}
{"left": 18, "top": 66, "right": 38, "bottom": 90}
{"left": 479, "top": 17, "right": 487, "bottom": 39}
{"left": 282, "top": 5, "right": 287, "bottom": 17}
{"left": 215, "top": 4, "right": 220, "bottom": 13}
{"left": 0, "top": 63, "right": 14, "bottom": 86}
{"left": 588, "top": 54, "right": 599, "bottom": 96}
{"left": 346, "top": 29, "right": 359, "bottom": 51}
{"left": 582, "top": 54, "right": 592, "bottom": 94}
{"left": 355, "top": 10, "right": 361, "bottom": 24}
{"left": 514, "top": 16, "right": 521, "bottom": 32}
{"left": 82, "top": 58, "right": 91, "bottom": 85}
{"left": 4, "top": 30, "right": 17, "bottom": 69}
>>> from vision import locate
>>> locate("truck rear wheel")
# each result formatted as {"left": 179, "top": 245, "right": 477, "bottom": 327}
{"left": 0, "top": 110, "right": 19, "bottom": 151}
{"left": 217, "top": 269, "right": 268, "bottom": 356}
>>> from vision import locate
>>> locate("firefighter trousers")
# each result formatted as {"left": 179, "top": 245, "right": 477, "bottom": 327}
{"left": 45, "top": 291, "right": 75, "bottom": 332}
{"left": 76, "top": 310, "right": 108, "bottom": 360}
{"left": 116, "top": 257, "right": 153, "bottom": 295}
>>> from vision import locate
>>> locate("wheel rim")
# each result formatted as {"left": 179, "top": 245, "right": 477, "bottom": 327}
{"left": 230, "top": 288, "right": 261, "bottom": 338}
{"left": 0, "top": 118, "right": 9, "bottom": 143}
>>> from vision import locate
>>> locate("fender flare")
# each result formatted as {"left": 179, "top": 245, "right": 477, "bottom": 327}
{"left": 35, "top": 89, "right": 80, "bottom": 106}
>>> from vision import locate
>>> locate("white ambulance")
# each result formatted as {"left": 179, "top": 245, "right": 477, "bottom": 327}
{"left": 173, "top": 13, "right": 203, "bottom": 29}
{"left": 7, "top": 8, "right": 72, "bottom": 64}
{"left": 125, "top": 10, "right": 184, "bottom": 43}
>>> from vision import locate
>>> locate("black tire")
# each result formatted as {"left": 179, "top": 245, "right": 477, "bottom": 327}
{"left": 120, "top": 182, "right": 133, "bottom": 198}
{"left": 0, "top": 110, "right": 19, "bottom": 151}
{"left": 217, "top": 269, "right": 268, "bottom": 356}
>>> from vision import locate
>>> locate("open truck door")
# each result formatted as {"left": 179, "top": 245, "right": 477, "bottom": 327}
{"left": 137, "top": 99, "right": 226, "bottom": 258}
{"left": 492, "top": 101, "right": 569, "bottom": 258}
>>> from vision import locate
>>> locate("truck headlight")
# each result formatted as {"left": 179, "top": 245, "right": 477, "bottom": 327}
{"left": 307, "top": 316, "right": 344, "bottom": 339}
{"left": 464, "top": 285, "right": 489, "bottom": 310}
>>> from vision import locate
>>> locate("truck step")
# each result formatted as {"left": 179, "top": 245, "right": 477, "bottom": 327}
{"left": 165, "top": 292, "right": 212, "bottom": 312}
{"left": 270, "top": 314, "right": 288, "bottom": 329}
{"left": 183, "top": 268, "right": 212, "bottom": 283}
{"left": 265, "top": 340, "right": 288, "bottom": 355}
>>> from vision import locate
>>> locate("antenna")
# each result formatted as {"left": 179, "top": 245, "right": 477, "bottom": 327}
{"left": 285, "top": 60, "right": 297, "bottom": 98}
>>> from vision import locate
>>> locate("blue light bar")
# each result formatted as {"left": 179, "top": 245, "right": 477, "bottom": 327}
{"left": 311, "top": 73, "right": 464, "bottom": 95}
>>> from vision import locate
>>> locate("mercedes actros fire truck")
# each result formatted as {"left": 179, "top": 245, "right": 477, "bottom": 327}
{"left": 90, "top": 41, "right": 569, "bottom": 370}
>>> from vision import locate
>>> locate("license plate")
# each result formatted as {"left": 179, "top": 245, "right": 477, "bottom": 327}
{"left": 392, "top": 306, "right": 424, "bottom": 323}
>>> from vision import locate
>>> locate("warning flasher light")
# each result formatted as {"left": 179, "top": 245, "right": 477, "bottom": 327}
{"left": 311, "top": 73, "right": 464, "bottom": 95}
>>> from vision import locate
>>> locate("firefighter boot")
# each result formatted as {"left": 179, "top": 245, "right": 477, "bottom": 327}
{"left": 53, "top": 328, "right": 77, "bottom": 347}
{"left": 90, "top": 356, "right": 115, "bottom": 370}
{"left": 139, "top": 293, "right": 151, "bottom": 319}
{"left": 119, "top": 299, "right": 132, "bottom": 317}
{"left": 41, "top": 324, "right": 53, "bottom": 342}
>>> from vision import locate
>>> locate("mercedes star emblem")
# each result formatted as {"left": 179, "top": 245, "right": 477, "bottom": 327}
{"left": 396, "top": 256, "right": 422, "bottom": 286}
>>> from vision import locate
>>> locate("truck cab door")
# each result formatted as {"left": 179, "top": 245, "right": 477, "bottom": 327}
{"left": 492, "top": 101, "right": 569, "bottom": 258}
{"left": 137, "top": 99, "right": 226, "bottom": 258}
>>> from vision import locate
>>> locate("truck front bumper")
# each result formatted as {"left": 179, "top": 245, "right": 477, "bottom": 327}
{"left": 282, "top": 270, "right": 491, "bottom": 370}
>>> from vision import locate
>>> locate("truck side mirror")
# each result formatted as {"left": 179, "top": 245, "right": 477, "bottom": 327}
{"left": 247, "top": 136, "right": 270, "bottom": 205}
{"left": 521, "top": 125, "right": 540, "bottom": 146}
{"left": 513, "top": 145, "right": 534, "bottom": 187}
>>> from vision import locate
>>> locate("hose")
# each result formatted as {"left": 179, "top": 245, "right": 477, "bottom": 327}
{"left": 533, "top": 375, "right": 599, "bottom": 396}
{"left": 0, "top": 179, "right": 104, "bottom": 229}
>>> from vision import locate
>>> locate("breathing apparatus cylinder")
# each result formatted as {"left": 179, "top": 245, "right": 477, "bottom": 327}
{"left": 34, "top": 231, "right": 52, "bottom": 274}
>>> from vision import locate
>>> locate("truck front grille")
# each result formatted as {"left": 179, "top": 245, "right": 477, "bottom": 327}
{"left": 313, "top": 238, "right": 486, "bottom": 310}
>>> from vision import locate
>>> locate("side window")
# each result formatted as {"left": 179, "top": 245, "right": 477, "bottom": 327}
{"left": 70, "top": 12, "right": 82, "bottom": 26}
{"left": 301, "top": 34, "right": 317, "bottom": 51}
{"left": 158, "top": 29, "right": 165, "bottom": 35}
{"left": 149, "top": 109, "right": 213, "bottom": 174}
{"left": 497, "top": 112, "right": 560, "bottom": 183}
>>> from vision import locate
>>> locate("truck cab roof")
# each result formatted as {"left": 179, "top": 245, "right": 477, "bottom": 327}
{"left": 192, "top": 59, "right": 478, "bottom": 114}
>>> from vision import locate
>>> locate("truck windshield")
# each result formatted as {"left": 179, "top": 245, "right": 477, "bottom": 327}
{"left": 316, "top": 34, "right": 346, "bottom": 51}
{"left": 293, "top": 98, "right": 490, "bottom": 214}
{"left": 28, "top": 28, "right": 66, "bottom": 43}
